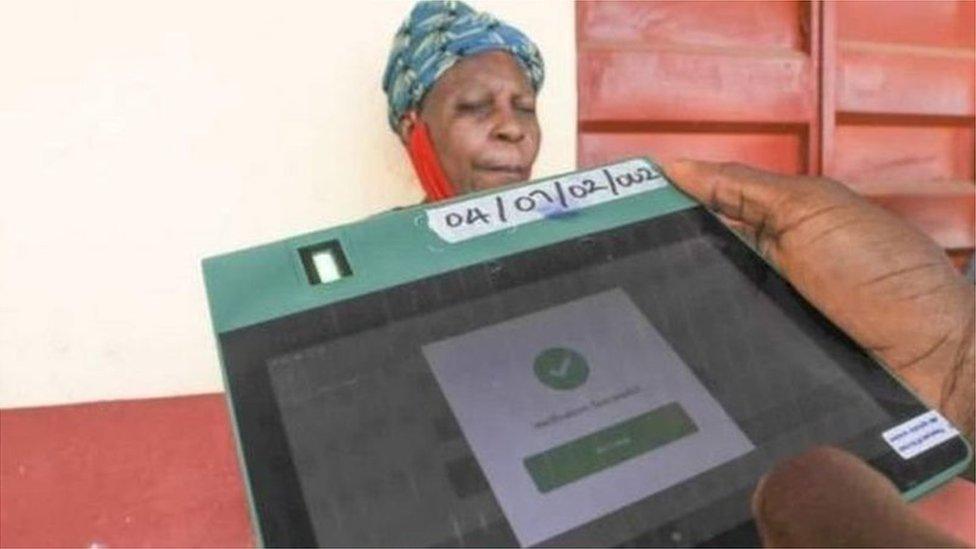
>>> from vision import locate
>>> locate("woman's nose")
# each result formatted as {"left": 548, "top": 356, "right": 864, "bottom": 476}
{"left": 491, "top": 106, "right": 526, "bottom": 143}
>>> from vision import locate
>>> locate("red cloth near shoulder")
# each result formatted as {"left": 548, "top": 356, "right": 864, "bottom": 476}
{"left": 406, "top": 115, "right": 455, "bottom": 202}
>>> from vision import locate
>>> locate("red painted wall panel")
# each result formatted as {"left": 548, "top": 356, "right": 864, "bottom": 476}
{"left": 837, "top": 46, "right": 975, "bottom": 117}
{"left": 856, "top": 180, "right": 976, "bottom": 251}
{"left": 0, "top": 394, "right": 253, "bottom": 548}
{"left": 832, "top": 125, "right": 975, "bottom": 184}
{"left": 578, "top": 1, "right": 804, "bottom": 50}
{"left": 823, "top": 0, "right": 975, "bottom": 259}
{"left": 577, "top": 0, "right": 818, "bottom": 178}
{"left": 835, "top": 0, "right": 975, "bottom": 48}
{"left": 580, "top": 131, "right": 804, "bottom": 175}
{"left": 579, "top": 0, "right": 974, "bottom": 262}
{"left": 579, "top": 49, "right": 814, "bottom": 124}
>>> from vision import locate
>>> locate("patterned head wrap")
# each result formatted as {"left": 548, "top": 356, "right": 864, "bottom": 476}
{"left": 382, "top": 0, "right": 545, "bottom": 132}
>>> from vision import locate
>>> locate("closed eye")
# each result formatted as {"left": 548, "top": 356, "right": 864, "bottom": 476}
{"left": 457, "top": 100, "right": 491, "bottom": 114}
{"left": 514, "top": 98, "right": 536, "bottom": 114}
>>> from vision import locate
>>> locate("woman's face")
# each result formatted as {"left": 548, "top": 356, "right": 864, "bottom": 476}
{"left": 403, "top": 51, "right": 541, "bottom": 194}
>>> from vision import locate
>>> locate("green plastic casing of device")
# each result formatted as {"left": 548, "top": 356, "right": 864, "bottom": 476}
{"left": 201, "top": 157, "right": 971, "bottom": 545}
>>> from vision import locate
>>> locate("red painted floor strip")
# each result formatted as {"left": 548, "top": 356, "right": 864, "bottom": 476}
{"left": 1, "top": 393, "right": 253, "bottom": 548}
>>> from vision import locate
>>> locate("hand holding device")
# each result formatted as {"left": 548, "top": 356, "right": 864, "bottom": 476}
{"left": 664, "top": 159, "right": 974, "bottom": 443}
{"left": 664, "top": 159, "right": 974, "bottom": 548}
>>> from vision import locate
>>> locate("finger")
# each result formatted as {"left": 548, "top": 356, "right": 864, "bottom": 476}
{"left": 662, "top": 160, "right": 791, "bottom": 230}
{"left": 752, "top": 446, "right": 967, "bottom": 548}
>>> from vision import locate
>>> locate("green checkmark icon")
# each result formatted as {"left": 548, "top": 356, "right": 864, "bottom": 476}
{"left": 534, "top": 347, "right": 589, "bottom": 390}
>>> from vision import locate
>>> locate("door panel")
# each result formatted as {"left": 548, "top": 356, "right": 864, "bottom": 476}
{"left": 577, "top": 0, "right": 819, "bottom": 177}
{"left": 578, "top": 0, "right": 975, "bottom": 263}
{"left": 824, "top": 1, "right": 975, "bottom": 260}
{"left": 579, "top": 131, "right": 804, "bottom": 174}
{"left": 836, "top": 45, "right": 974, "bottom": 117}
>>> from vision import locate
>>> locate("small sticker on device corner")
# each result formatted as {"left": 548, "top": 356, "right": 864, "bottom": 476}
{"left": 882, "top": 411, "right": 958, "bottom": 460}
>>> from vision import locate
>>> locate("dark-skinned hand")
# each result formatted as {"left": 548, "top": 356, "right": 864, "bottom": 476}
{"left": 663, "top": 160, "right": 974, "bottom": 547}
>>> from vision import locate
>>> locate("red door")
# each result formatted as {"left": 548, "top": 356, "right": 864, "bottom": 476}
{"left": 577, "top": 0, "right": 975, "bottom": 266}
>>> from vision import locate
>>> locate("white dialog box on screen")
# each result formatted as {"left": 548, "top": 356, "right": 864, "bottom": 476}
{"left": 423, "top": 288, "right": 755, "bottom": 546}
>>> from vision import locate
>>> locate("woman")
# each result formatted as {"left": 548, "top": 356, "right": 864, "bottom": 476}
{"left": 383, "top": 0, "right": 544, "bottom": 199}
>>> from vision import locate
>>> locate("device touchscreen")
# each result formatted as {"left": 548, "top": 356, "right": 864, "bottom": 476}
{"left": 260, "top": 207, "right": 962, "bottom": 547}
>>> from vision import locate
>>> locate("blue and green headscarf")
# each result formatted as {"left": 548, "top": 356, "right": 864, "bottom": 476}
{"left": 382, "top": 0, "right": 545, "bottom": 132}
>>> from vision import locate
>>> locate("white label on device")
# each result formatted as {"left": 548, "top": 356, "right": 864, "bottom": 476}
{"left": 882, "top": 411, "right": 958, "bottom": 459}
{"left": 426, "top": 158, "right": 668, "bottom": 243}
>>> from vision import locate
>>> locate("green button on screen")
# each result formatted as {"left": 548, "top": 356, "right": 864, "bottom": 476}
{"left": 524, "top": 402, "right": 698, "bottom": 493}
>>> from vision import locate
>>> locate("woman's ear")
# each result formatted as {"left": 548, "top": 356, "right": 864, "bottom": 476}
{"left": 397, "top": 111, "right": 418, "bottom": 146}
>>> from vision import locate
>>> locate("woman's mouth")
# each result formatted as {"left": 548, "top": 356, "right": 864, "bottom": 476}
{"left": 474, "top": 163, "right": 528, "bottom": 180}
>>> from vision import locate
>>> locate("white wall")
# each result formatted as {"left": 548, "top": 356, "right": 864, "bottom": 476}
{"left": 0, "top": 0, "right": 577, "bottom": 408}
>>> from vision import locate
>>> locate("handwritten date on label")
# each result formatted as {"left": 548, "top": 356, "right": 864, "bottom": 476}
{"left": 427, "top": 159, "right": 667, "bottom": 243}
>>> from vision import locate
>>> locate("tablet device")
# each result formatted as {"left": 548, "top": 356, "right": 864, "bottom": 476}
{"left": 202, "top": 158, "right": 971, "bottom": 547}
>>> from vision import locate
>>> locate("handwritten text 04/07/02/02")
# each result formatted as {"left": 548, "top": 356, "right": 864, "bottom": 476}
{"left": 438, "top": 162, "right": 665, "bottom": 230}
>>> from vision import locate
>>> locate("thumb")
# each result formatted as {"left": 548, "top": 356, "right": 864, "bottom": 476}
{"left": 661, "top": 159, "right": 795, "bottom": 229}
{"left": 752, "top": 446, "right": 968, "bottom": 547}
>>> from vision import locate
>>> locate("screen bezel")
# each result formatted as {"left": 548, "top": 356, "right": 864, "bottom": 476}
{"left": 218, "top": 206, "right": 971, "bottom": 547}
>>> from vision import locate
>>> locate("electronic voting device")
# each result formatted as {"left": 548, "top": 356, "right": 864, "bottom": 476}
{"left": 202, "top": 158, "right": 971, "bottom": 547}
